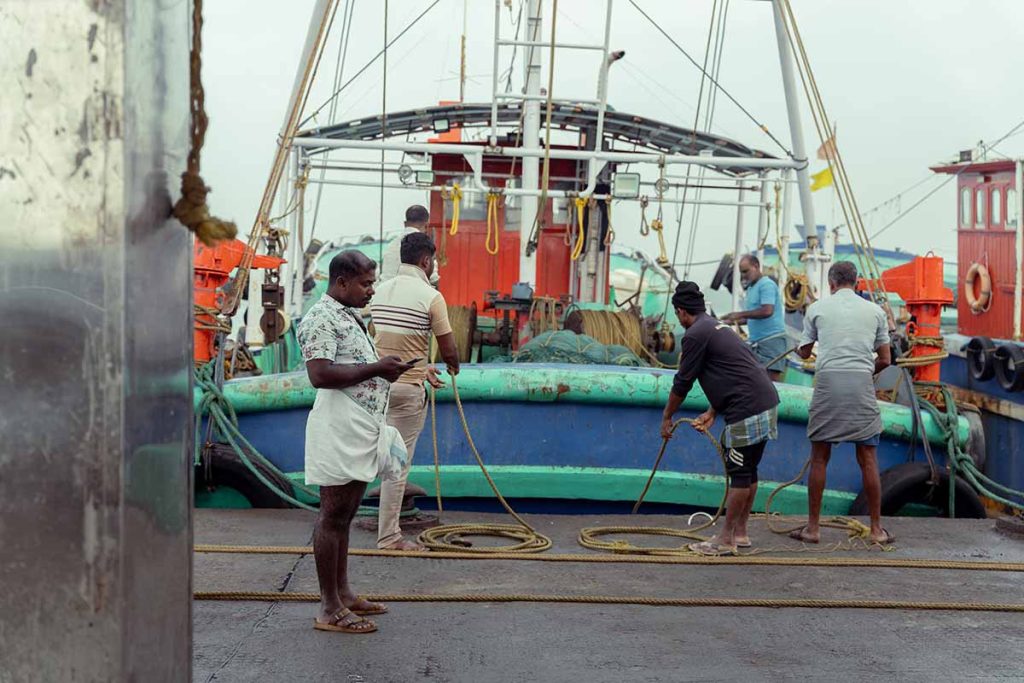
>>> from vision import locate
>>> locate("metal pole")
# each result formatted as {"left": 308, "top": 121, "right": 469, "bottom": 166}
{"left": 771, "top": 0, "right": 817, "bottom": 272}
{"left": 519, "top": 0, "right": 542, "bottom": 284}
{"left": 779, "top": 168, "right": 793, "bottom": 292}
{"left": 1015, "top": 159, "right": 1023, "bottom": 340}
{"left": 489, "top": 0, "right": 501, "bottom": 145}
{"left": 732, "top": 183, "right": 746, "bottom": 312}
{"left": 756, "top": 171, "right": 770, "bottom": 264}
{"left": 460, "top": 0, "right": 468, "bottom": 103}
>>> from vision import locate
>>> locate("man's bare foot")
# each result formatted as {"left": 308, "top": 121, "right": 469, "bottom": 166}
{"left": 734, "top": 535, "right": 752, "bottom": 548}
{"left": 788, "top": 526, "right": 820, "bottom": 544}
{"left": 869, "top": 528, "right": 895, "bottom": 545}
{"left": 381, "top": 538, "right": 424, "bottom": 551}
{"left": 344, "top": 596, "right": 388, "bottom": 616}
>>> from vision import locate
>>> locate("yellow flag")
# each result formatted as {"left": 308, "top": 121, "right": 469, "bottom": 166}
{"left": 810, "top": 167, "right": 833, "bottom": 192}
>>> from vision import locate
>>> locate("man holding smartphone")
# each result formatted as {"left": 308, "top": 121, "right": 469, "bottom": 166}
{"left": 369, "top": 232, "right": 461, "bottom": 550}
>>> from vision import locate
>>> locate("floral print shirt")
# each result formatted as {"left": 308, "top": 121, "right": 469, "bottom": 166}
{"left": 297, "top": 294, "right": 388, "bottom": 418}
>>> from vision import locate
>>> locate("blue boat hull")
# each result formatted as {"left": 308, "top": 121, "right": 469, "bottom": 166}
{"left": 204, "top": 365, "right": 961, "bottom": 513}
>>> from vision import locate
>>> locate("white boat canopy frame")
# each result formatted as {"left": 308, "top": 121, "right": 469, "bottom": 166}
{"left": 296, "top": 102, "right": 795, "bottom": 179}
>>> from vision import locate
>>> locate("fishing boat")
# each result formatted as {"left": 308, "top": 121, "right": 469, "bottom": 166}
{"left": 193, "top": 0, "right": 1001, "bottom": 520}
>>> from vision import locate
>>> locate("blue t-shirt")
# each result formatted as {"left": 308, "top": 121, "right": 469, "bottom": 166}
{"left": 745, "top": 276, "right": 786, "bottom": 341}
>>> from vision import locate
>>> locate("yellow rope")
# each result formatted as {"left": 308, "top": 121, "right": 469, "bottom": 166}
{"left": 783, "top": 273, "right": 810, "bottom": 312}
{"left": 579, "top": 418, "right": 724, "bottom": 553}
{"left": 192, "top": 591, "right": 1024, "bottom": 613}
{"left": 485, "top": 192, "right": 500, "bottom": 256}
{"left": 192, "top": 544, "right": 1024, "bottom": 573}
{"left": 650, "top": 217, "right": 669, "bottom": 266}
{"left": 570, "top": 196, "right": 587, "bottom": 261}
{"left": 418, "top": 376, "right": 552, "bottom": 553}
{"left": 448, "top": 183, "right": 462, "bottom": 236}
{"left": 895, "top": 335, "right": 949, "bottom": 368}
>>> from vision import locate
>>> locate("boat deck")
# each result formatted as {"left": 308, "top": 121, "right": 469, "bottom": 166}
{"left": 194, "top": 509, "right": 1024, "bottom": 682}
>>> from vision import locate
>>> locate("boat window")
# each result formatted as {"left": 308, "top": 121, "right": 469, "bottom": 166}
{"left": 960, "top": 187, "right": 971, "bottom": 227}
{"left": 975, "top": 188, "right": 986, "bottom": 228}
{"left": 442, "top": 175, "right": 488, "bottom": 221}
{"left": 991, "top": 188, "right": 1002, "bottom": 227}
{"left": 1009, "top": 188, "right": 1020, "bottom": 229}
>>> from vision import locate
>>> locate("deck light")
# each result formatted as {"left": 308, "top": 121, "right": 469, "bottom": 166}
{"left": 612, "top": 172, "right": 641, "bottom": 199}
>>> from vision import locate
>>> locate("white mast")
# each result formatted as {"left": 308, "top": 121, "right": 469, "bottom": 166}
{"left": 519, "top": 0, "right": 543, "bottom": 285}
{"left": 771, "top": 0, "right": 823, "bottom": 298}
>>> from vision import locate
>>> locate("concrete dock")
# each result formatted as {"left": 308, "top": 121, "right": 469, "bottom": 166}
{"left": 194, "top": 509, "right": 1024, "bottom": 682}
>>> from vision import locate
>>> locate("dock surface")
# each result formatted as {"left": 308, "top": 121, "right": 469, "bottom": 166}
{"left": 194, "top": 509, "right": 1024, "bottom": 682}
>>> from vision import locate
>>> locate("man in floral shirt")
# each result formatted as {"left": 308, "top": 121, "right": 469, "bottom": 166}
{"left": 297, "top": 250, "right": 415, "bottom": 635}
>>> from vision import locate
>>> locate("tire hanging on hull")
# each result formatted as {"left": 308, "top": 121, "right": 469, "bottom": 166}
{"left": 196, "top": 443, "right": 296, "bottom": 509}
{"left": 849, "top": 461, "right": 987, "bottom": 519}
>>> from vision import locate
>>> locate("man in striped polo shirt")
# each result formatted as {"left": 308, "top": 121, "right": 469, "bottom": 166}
{"left": 369, "top": 232, "right": 461, "bottom": 550}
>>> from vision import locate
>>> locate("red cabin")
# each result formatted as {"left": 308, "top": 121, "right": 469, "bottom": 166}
{"left": 932, "top": 158, "right": 1022, "bottom": 339}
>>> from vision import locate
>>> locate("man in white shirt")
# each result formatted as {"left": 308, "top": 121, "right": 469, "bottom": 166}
{"left": 380, "top": 205, "right": 439, "bottom": 285}
{"left": 794, "top": 261, "right": 893, "bottom": 545}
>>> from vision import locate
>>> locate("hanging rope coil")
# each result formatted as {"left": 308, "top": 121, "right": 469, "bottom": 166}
{"left": 447, "top": 183, "right": 463, "bottom": 236}
{"left": 639, "top": 196, "right": 651, "bottom": 236}
{"left": 570, "top": 196, "right": 588, "bottom": 261}
{"left": 650, "top": 217, "right": 669, "bottom": 266}
{"left": 783, "top": 273, "right": 811, "bottom": 312}
{"left": 173, "top": 0, "right": 238, "bottom": 246}
{"left": 485, "top": 192, "right": 501, "bottom": 256}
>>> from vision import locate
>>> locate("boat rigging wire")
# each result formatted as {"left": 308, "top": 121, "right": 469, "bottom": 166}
{"left": 627, "top": 0, "right": 792, "bottom": 159}
{"left": 309, "top": 0, "right": 357, "bottom": 243}
{"left": 869, "top": 117, "right": 1024, "bottom": 240}
{"left": 378, "top": 0, "right": 389, "bottom": 265}
{"left": 299, "top": 0, "right": 442, "bottom": 129}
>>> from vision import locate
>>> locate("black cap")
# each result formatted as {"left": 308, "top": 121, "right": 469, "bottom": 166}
{"left": 672, "top": 281, "right": 706, "bottom": 313}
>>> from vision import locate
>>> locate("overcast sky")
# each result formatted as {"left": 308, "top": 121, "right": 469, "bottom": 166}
{"left": 201, "top": 0, "right": 1024, "bottom": 282}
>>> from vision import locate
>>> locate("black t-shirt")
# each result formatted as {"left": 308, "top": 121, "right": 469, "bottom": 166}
{"left": 671, "top": 313, "right": 780, "bottom": 424}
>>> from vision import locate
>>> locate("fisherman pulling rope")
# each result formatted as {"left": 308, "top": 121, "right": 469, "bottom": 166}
{"left": 660, "top": 281, "right": 780, "bottom": 556}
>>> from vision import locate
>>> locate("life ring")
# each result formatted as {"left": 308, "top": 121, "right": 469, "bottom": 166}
{"left": 965, "top": 336, "right": 996, "bottom": 381}
{"left": 994, "top": 343, "right": 1024, "bottom": 392}
{"left": 849, "top": 462, "right": 986, "bottom": 519}
{"left": 964, "top": 262, "right": 992, "bottom": 313}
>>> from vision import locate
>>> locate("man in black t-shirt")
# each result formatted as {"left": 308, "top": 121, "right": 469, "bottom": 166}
{"left": 661, "top": 281, "right": 780, "bottom": 556}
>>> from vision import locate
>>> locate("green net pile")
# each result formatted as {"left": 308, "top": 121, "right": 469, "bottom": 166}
{"left": 495, "top": 330, "right": 643, "bottom": 366}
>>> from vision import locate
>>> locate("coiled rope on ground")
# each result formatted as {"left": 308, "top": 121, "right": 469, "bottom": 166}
{"left": 418, "top": 376, "right": 552, "bottom": 553}
{"left": 577, "top": 418, "right": 873, "bottom": 555}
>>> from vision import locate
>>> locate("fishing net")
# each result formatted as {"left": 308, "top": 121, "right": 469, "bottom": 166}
{"left": 496, "top": 330, "right": 643, "bottom": 366}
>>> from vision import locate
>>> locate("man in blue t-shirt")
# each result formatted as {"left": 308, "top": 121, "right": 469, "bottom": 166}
{"left": 721, "top": 254, "right": 788, "bottom": 381}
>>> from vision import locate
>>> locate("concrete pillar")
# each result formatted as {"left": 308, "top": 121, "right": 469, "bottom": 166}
{"left": 0, "top": 1, "right": 192, "bottom": 679}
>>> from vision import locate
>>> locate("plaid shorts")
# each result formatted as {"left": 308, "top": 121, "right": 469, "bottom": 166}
{"left": 722, "top": 406, "right": 779, "bottom": 449}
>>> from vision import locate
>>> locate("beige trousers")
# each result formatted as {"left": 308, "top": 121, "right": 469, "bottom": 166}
{"left": 378, "top": 382, "right": 427, "bottom": 547}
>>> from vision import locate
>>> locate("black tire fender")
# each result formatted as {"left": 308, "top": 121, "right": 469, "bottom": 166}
{"left": 195, "top": 443, "right": 295, "bottom": 509}
{"left": 849, "top": 461, "right": 987, "bottom": 519}
{"left": 994, "top": 343, "right": 1024, "bottom": 392}
{"left": 710, "top": 254, "right": 733, "bottom": 292}
{"left": 965, "top": 336, "right": 995, "bottom": 381}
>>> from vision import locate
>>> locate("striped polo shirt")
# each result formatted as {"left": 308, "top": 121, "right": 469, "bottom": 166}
{"left": 369, "top": 264, "right": 452, "bottom": 385}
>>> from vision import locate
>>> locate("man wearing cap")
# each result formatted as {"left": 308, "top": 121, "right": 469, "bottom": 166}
{"left": 660, "top": 281, "right": 780, "bottom": 555}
